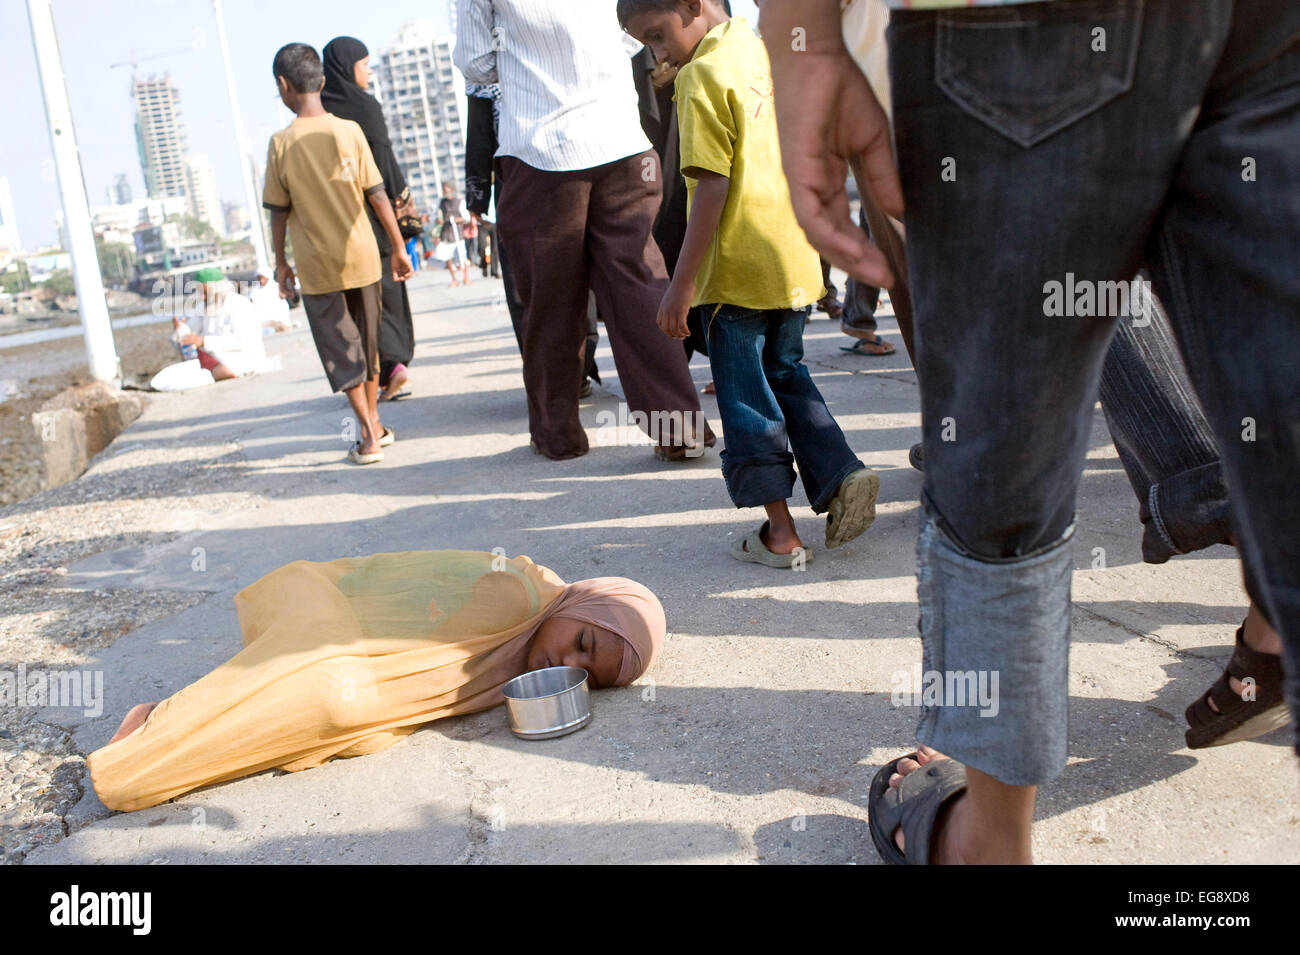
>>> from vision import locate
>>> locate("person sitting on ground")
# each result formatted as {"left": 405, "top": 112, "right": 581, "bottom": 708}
{"left": 175, "top": 267, "right": 268, "bottom": 381}
{"left": 622, "top": 0, "right": 881, "bottom": 567}
{"left": 88, "top": 549, "right": 665, "bottom": 812}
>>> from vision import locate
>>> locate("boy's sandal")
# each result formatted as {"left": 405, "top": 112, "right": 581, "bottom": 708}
{"left": 378, "top": 426, "right": 395, "bottom": 448}
{"left": 868, "top": 753, "right": 968, "bottom": 865}
{"left": 839, "top": 336, "right": 896, "bottom": 356}
{"left": 347, "top": 443, "right": 384, "bottom": 465}
{"left": 1185, "top": 623, "right": 1290, "bottom": 749}
{"left": 825, "top": 468, "right": 880, "bottom": 548}
{"left": 729, "top": 522, "right": 812, "bottom": 568}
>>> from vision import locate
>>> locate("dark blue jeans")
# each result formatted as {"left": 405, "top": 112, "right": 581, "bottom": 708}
{"left": 702, "top": 304, "right": 863, "bottom": 512}
{"left": 1099, "top": 285, "right": 1233, "bottom": 565}
{"left": 889, "top": 0, "right": 1300, "bottom": 781}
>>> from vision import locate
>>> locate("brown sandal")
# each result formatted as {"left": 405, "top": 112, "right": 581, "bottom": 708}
{"left": 1185, "top": 623, "right": 1289, "bottom": 748}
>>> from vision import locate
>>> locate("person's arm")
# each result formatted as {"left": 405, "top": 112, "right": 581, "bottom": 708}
{"left": 269, "top": 210, "right": 294, "bottom": 299}
{"left": 261, "top": 138, "right": 296, "bottom": 298}
{"left": 454, "top": 0, "right": 498, "bottom": 84}
{"left": 465, "top": 95, "right": 495, "bottom": 217}
{"left": 759, "top": 0, "right": 900, "bottom": 288}
{"left": 372, "top": 139, "right": 408, "bottom": 205}
{"left": 368, "top": 190, "right": 413, "bottom": 281}
{"left": 657, "top": 171, "right": 729, "bottom": 340}
{"left": 354, "top": 127, "right": 413, "bottom": 281}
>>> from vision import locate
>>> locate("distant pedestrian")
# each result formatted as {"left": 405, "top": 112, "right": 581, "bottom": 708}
{"left": 321, "top": 36, "right": 416, "bottom": 402}
{"left": 409, "top": 218, "right": 425, "bottom": 273}
{"left": 621, "top": 1, "right": 880, "bottom": 566}
{"left": 437, "top": 184, "right": 473, "bottom": 287}
{"left": 263, "top": 42, "right": 413, "bottom": 465}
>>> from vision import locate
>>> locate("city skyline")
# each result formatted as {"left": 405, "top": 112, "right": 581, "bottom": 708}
{"left": 374, "top": 20, "right": 467, "bottom": 216}
{"left": 1, "top": 0, "right": 761, "bottom": 251}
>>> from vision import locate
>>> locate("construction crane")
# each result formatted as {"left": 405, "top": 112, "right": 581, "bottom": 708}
{"left": 109, "top": 46, "right": 194, "bottom": 83}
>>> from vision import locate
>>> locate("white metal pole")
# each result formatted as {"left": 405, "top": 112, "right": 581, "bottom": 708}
{"left": 26, "top": 0, "right": 119, "bottom": 383}
{"left": 416, "top": 58, "right": 443, "bottom": 199}
{"left": 212, "top": 0, "right": 271, "bottom": 274}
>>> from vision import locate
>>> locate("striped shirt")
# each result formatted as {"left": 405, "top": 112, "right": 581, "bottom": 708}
{"left": 881, "top": 1, "right": 1053, "bottom": 7}
{"left": 454, "top": 0, "right": 652, "bottom": 173}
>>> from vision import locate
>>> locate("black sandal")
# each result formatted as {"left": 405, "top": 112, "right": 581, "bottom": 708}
{"left": 1185, "top": 623, "right": 1289, "bottom": 749}
{"left": 868, "top": 752, "right": 968, "bottom": 865}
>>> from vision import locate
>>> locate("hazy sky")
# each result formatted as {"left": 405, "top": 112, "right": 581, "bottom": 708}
{"left": 2, "top": 0, "right": 761, "bottom": 250}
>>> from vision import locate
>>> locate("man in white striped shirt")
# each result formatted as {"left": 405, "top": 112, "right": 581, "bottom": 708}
{"left": 455, "top": 0, "right": 713, "bottom": 460}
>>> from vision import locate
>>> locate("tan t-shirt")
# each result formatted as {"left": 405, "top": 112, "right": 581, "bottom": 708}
{"left": 262, "top": 113, "right": 384, "bottom": 294}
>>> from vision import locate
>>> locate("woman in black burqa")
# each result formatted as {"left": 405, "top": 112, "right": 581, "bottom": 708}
{"left": 321, "top": 35, "right": 416, "bottom": 400}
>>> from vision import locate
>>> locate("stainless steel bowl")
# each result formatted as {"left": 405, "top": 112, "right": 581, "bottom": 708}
{"left": 501, "top": 666, "right": 592, "bottom": 740}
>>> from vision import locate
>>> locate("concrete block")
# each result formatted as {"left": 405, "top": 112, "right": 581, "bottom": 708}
{"left": 31, "top": 382, "right": 143, "bottom": 490}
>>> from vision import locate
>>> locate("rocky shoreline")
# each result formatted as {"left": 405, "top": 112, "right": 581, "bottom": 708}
{"left": 0, "top": 322, "right": 176, "bottom": 507}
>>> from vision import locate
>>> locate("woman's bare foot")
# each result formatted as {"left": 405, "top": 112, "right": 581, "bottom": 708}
{"left": 109, "top": 703, "right": 158, "bottom": 744}
{"left": 1207, "top": 601, "right": 1282, "bottom": 713}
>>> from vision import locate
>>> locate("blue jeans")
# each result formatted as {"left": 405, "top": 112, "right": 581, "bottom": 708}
{"left": 889, "top": 0, "right": 1300, "bottom": 782}
{"left": 703, "top": 304, "right": 863, "bottom": 512}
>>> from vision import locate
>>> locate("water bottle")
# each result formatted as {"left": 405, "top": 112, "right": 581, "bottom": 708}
{"left": 174, "top": 319, "right": 198, "bottom": 362}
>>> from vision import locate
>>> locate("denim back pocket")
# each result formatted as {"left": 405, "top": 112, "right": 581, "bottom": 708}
{"left": 936, "top": 0, "right": 1144, "bottom": 148}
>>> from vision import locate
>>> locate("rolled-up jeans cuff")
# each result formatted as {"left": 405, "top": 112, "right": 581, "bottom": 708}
{"left": 914, "top": 514, "right": 1073, "bottom": 786}
{"left": 1142, "top": 461, "right": 1233, "bottom": 563}
{"left": 721, "top": 450, "right": 797, "bottom": 509}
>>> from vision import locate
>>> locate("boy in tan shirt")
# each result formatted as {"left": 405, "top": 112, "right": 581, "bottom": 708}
{"left": 263, "top": 43, "right": 413, "bottom": 464}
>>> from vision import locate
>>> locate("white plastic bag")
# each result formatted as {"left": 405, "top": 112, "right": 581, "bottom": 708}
{"left": 150, "top": 359, "right": 215, "bottom": 392}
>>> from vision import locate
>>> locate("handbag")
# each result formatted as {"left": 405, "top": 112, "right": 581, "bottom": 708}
{"left": 395, "top": 194, "right": 423, "bottom": 240}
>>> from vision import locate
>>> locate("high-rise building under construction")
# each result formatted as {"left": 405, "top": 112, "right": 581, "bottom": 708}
{"left": 132, "top": 74, "right": 189, "bottom": 201}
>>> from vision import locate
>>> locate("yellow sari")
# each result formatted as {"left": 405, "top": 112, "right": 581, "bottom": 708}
{"left": 88, "top": 550, "right": 568, "bottom": 812}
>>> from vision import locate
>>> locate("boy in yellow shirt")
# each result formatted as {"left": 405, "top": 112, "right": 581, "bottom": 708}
{"left": 620, "top": 0, "right": 879, "bottom": 566}
{"left": 263, "top": 43, "right": 413, "bottom": 464}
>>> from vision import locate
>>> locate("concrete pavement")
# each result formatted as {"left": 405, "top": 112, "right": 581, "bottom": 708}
{"left": 24, "top": 268, "right": 1299, "bottom": 864}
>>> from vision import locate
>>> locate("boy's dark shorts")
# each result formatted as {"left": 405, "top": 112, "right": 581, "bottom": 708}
{"left": 301, "top": 283, "right": 381, "bottom": 392}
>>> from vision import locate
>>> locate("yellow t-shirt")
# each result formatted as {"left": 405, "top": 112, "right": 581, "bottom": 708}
{"left": 675, "top": 18, "right": 826, "bottom": 311}
{"left": 262, "top": 113, "right": 384, "bottom": 295}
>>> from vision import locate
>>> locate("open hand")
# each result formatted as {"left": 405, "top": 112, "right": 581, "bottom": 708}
{"left": 769, "top": 49, "right": 902, "bottom": 287}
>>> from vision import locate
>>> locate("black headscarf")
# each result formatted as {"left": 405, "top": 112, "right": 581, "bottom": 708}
{"left": 321, "top": 36, "right": 390, "bottom": 147}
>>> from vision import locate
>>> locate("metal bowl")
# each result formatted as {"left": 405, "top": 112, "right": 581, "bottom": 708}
{"left": 501, "top": 666, "right": 592, "bottom": 740}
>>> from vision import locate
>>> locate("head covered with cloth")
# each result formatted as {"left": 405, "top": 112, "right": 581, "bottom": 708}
{"left": 87, "top": 550, "right": 665, "bottom": 811}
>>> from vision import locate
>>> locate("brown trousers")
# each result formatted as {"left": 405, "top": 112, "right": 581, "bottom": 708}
{"left": 497, "top": 151, "right": 707, "bottom": 459}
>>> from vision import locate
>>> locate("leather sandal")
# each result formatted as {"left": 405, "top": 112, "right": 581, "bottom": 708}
{"left": 1185, "top": 623, "right": 1289, "bottom": 749}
